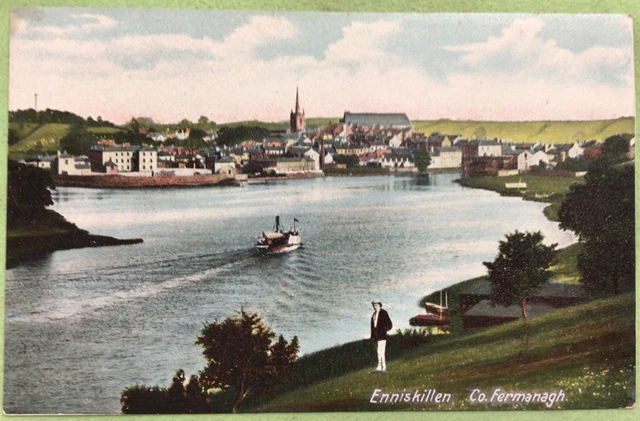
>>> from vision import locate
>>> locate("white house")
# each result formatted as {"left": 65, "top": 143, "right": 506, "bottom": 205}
{"left": 57, "top": 152, "right": 92, "bottom": 175}
{"left": 478, "top": 140, "right": 503, "bottom": 157}
{"left": 388, "top": 133, "right": 403, "bottom": 148}
{"left": 531, "top": 150, "right": 550, "bottom": 168}
{"left": 148, "top": 132, "right": 167, "bottom": 142}
{"left": 517, "top": 150, "right": 534, "bottom": 171}
{"left": 175, "top": 129, "right": 190, "bottom": 140}
{"left": 214, "top": 157, "right": 236, "bottom": 174}
{"left": 568, "top": 143, "right": 585, "bottom": 159}
{"left": 432, "top": 147, "right": 463, "bottom": 169}
{"left": 304, "top": 148, "right": 321, "bottom": 170}
{"left": 517, "top": 149, "right": 548, "bottom": 171}
{"left": 380, "top": 150, "right": 415, "bottom": 168}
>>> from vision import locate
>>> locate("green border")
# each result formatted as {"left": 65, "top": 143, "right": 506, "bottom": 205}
{"left": 0, "top": 0, "right": 638, "bottom": 420}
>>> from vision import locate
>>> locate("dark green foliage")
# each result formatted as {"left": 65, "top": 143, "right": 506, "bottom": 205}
{"left": 412, "top": 150, "right": 431, "bottom": 172}
{"left": 7, "top": 160, "right": 55, "bottom": 227}
{"left": 602, "top": 134, "right": 633, "bottom": 162}
{"left": 59, "top": 123, "right": 98, "bottom": 155}
{"left": 10, "top": 108, "right": 83, "bottom": 125}
{"left": 555, "top": 157, "right": 591, "bottom": 172}
{"left": 10, "top": 108, "right": 117, "bottom": 127}
{"left": 215, "top": 126, "right": 270, "bottom": 147}
{"left": 8, "top": 128, "right": 20, "bottom": 145}
{"left": 120, "top": 384, "right": 170, "bottom": 414}
{"left": 332, "top": 154, "right": 360, "bottom": 168}
{"left": 483, "top": 231, "right": 557, "bottom": 319}
{"left": 195, "top": 309, "right": 299, "bottom": 413}
{"left": 559, "top": 161, "right": 634, "bottom": 295}
{"left": 120, "top": 369, "right": 209, "bottom": 414}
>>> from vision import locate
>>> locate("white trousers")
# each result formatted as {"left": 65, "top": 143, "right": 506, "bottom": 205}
{"left": 376, "top": 340, "right": 387, "bottom": 369}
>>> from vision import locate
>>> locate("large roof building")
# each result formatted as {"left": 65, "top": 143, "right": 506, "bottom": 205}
{"left": 342, "top": 112, "right": 412, "bottom": 130}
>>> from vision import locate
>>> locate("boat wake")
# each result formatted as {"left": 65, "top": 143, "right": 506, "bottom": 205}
{"left": 7, "top": 249, "right": 258, "bottom": 324}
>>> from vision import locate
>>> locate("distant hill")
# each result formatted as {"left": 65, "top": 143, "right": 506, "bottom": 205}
{"left": 411, "top": 117, "right": 635, "bottom": 144}
{"left": 8, "top": 113, "right": 633, "bottom": 160}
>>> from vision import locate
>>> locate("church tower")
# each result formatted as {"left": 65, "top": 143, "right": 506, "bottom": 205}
{"left": 290, "top": 86, "right": 305, "bottom": 133}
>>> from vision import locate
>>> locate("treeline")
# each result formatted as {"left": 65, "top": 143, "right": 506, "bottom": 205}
{"left": 215, "top": 126, "right": 271, "bottom": 147}
{"left": 9, "top": 108, "right": 116, "bottom": 127}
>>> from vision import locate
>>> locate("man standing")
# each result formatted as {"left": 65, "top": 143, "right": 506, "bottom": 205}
{"left": 370, "top": 300, "right": 393, "bottom": 372}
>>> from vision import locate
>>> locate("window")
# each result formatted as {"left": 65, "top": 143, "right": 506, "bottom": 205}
{"left": 65, "top": 159, "right": 69, "bottom": 165}
{"left": 143, "top": 165, "right": 146, "bottom": 170}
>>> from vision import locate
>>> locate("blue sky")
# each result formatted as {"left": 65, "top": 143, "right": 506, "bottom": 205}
{"left": 9, "top": 8, "right": 635, "bottom": 124}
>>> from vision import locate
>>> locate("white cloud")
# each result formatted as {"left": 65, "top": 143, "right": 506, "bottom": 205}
{"left": 444, "top": 17, "right": 633, "bottom": 85}
{"left": 28, "top": 13, "right": 117, "bottom": 36}
{"left": 325, "top": 20, "right": 401, "bottom": 63}
{"left": 8, "top": 13, "right": 635, "bottom": 123}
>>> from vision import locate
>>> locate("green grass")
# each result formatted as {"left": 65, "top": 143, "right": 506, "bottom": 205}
{"left": 9, "top": 123, "right": 69, "bottom": 154}
{"left": 457, "top": 174, "right": 582, "bottom": 197}
{"left": 87, "top": 126, "right": 125, "bottom": 135}
{"left": 412, "top": 118, "right": 634, "bottom": 144}
{"left": 251, "top": 293, "right": 634, "bottom": 412}
{"left": 9, "top": 122, "right": 40, "bottom": 139}
{"left": 456, "top": 174, "right": 584, "bottom": 222}
{"left": 550, "top": 243, "right": 581, "bottom": 284}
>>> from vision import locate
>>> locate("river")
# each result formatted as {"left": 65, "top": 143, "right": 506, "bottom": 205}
{"left": 3, "top": 173, "right": 576, "bottom": 414}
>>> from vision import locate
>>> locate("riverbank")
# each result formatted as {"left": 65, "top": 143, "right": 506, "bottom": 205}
{"left": 249, "top": 292, "right": 633, "bottom": 412}
{"left": 6, "top": 209, "right": 143, "bottom": 269}
{"left": 455, "top": 173, "right": 584, "bottom": 221}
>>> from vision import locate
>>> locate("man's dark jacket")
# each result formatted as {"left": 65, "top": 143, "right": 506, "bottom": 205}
{"left": 370, "top": 308, "right": 393, "bottom": 340}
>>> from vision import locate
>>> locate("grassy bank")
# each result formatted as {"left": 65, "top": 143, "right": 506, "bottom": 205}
{"left": 456, "top": 174, "right": 583, "bottom": 221}
{"left": 250, "top": 293, "right": 634, "bottom": 412}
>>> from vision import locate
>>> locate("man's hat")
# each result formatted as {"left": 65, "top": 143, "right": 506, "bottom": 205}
{"left": 371, "top": 300, "right": 382, "bottom": 306}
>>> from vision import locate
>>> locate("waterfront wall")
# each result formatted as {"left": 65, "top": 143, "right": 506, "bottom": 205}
{"left": 55, "top": 174, "right": 237, "bottom": 188}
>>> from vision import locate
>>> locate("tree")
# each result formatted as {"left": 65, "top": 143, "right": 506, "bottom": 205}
{"left": 7, "top": 160, "right": 55, "bottom": 227}
{"left": 413, "top": 150, "right": 431, "bottom": 173}
{"left": 602, "top": 134, "right": 633, "bottom": 162}
{"left": 121, "top": 369, "right": 210, "bottom": 414}
{"left": 8, "top": 128, "right": 20, "bottom": 145}
{"left": 558, "top": 160, "right": 634, "bottom": 295}
{"left": 59, "top": 123, "right": 97, "bottom": 155}
{"left": 483, "top": 231, "right": 557, "bottom": 320}
{"left": 332, "top": 154, "right": 359, "bottom": 168}
{"left": 195, "top": 309, "right": 299, "bottom": 413}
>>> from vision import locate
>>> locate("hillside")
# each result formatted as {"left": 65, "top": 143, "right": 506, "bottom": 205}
{"left": 251, "top": 293, "right": 634, "bottom": 412}
{"left": 8, "top": 123, "right": 126, "bottom": 159}
{"left": 412, "top": 117, "right": 634, "bottom": 144}
{"left": 9, "top": 123, "right": 69, "bottom": 155}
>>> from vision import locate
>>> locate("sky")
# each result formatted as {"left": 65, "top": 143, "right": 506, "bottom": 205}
{"left": 9, "top": 8, "right": 636, "bottom": 125}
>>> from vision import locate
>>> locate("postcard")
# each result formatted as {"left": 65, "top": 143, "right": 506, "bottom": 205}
{"left": 4, "top": 6, "right": 636, "bottom": 417}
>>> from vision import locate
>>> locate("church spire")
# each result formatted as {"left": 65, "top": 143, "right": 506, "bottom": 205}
{"left": 295, "top": 86, "right": 300, "bottom": 113}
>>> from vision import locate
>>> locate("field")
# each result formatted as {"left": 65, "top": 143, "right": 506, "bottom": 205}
{"left": 412, "top": 118, "right": 634, "bottom": 144}
{"left": 250, "top": 293, "right": 634, "bottom": 412}
{"left": 9, "top": 123, "right": 69, "bottom": 155}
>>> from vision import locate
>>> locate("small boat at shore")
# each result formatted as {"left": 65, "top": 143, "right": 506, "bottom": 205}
{"left": 255, "top": 216, "right": 301, "bottom": 254}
